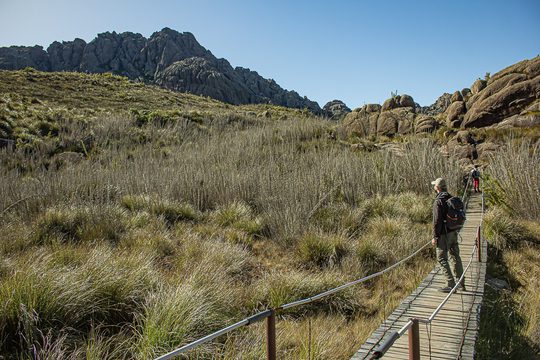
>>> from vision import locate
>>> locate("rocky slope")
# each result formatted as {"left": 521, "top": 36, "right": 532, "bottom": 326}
{"left": 341, "top": 94, "right": 440, "bottom": 137}
{"left": 323, "top": 100, "right": 351, "bottom": 120}
{"left": 342, "top": 56, "right": 540, "bottom": 139}
{"left": 0, "top": 28, "right": 321, "bottom": 112}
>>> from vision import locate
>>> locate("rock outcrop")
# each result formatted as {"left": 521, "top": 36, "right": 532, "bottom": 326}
{"left": 323, "top": 100, "right": 351, "bottom": 120}
{"left": 0, "top": 28, "right": 321, "bottom": 112}
{"left": 419, "top": 93, "right": 452, "bottom": 115}
{"left": 342, "top": 94, "right": 439, "bottom": 137}
{"left": 462, "top": 56, "right": 540, "bottom": 128}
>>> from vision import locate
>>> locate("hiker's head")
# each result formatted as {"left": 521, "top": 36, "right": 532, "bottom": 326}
{"left": 431, "top": 177, "right": 447, "bottom": 193}
{"left": 474, "top": 165, "right": 478, "bottom": 169}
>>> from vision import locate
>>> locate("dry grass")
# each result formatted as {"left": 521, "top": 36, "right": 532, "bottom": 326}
{"left": 0, "top": 69, "right": 472, "bottom": 359}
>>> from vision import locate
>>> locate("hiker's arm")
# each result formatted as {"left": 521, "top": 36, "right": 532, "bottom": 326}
{"left": 432, "top": 199, "right": 444, "bottom": 241}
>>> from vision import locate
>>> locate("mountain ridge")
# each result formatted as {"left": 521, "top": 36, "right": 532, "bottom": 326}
{"left": 0, "top": 28, "right": 321, "bottom": 113}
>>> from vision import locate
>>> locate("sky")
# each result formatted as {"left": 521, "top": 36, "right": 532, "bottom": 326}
{"left": 0, "top": 0, "right": 539, "bottom": 108}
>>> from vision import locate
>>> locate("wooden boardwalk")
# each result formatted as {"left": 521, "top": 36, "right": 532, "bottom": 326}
{"left": 352, "top": 193, "right": 487, "bottom": 359}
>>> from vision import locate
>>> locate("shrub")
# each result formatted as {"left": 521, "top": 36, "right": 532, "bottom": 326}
{"left": 296, "top": 232, "right": 349, "bottom": 268}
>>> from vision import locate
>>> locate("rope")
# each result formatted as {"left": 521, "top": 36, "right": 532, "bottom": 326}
{"left": 425, "top": 322, "right": 432, "bottom": 360}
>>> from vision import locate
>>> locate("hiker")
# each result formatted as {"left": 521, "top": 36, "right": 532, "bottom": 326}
{"left": 471, "top": 165, "right": 481, "bottom": 192}
{"left": 431, "top": 178, "right": 465, "bottom": 293}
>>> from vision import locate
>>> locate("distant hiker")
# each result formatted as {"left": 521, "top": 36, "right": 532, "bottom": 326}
{"left": 471, "top": 165, "right": 481, "bottom": 193}
{"left": 431, "top": 178, "right": 465, "bottom": 293}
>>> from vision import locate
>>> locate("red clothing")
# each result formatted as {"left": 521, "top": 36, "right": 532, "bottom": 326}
{"left": 473, "top": 178, "right": 480, "bottom": 191}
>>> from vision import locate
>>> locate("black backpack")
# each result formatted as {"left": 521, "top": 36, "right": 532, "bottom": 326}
{"left": 445, "top": 197, "right": 466, "bottom": 231}
{"left": 471, "top": 169, "right": 480, "bottom": 179}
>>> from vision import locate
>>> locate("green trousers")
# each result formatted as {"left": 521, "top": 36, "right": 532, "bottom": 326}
{"left": 436, "top": 230, "right": 464, "bottom": 287}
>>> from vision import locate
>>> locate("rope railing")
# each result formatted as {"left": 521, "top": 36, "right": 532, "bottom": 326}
{"left": 370, "top": 190, "right": 486, "bottom": 360}
{"left": 154, "top": 237, "right": 433, "bottom": 360}
{"left": 154, "top": 175, "right": 480, "bottom": 360}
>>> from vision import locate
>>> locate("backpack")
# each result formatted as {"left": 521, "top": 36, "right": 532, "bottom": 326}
{"left": 471, "top": 169, "right": 480, "bottom": 179}
{"left": 445, "top": 197, "right": 466, "bottom": 231}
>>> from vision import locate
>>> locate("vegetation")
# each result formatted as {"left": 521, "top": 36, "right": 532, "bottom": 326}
{"left": 477, "top": 142, "right": 540, "bottom": 358}
{"left": 1, "top": 68, "right": 538, "bottom": 359}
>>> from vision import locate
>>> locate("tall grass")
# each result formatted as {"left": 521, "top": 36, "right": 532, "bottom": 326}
{"left": 484, "top": 139, "right": 540, "bottom": 220}
{"left": 0, "top": 115, "right": 461, "bottom": 242}
{"left": 478, "top": 138, "right": 540, "bottom": 358}
{"left": 0, "top": 108, "right": 461, "bottom": 359}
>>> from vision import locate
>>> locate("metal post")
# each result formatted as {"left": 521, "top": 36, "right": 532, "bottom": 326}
{"left": 266, "top": 310, "right": 276, "bottom": 360}
{"left": 408, "top": 318, "right": 420, "bottom": 360}
{"left": 476, "top": 226, "right": 482, "bottom": 262}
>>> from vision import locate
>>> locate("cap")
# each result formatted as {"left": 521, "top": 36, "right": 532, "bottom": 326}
{"left": 431, "top": 177, "right": 447, "bottom": 189}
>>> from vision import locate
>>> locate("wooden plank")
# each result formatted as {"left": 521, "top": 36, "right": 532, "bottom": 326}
{"left": 351, "top": 193, "right": 487, "bottom": 360}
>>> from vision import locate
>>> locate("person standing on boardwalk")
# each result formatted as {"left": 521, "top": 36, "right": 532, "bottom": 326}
{"left": 471, "top": 165, "right": 481, "bottom": 192}
{"left": 431, "top": 178, "right": 465, "bottom": 293}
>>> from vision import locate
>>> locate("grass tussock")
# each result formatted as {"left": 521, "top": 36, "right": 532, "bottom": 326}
{"left": 484, "top": 208, "right": 535, "bottom": 249}
{"left": 296, "top": 232, "right": 349, "bottom": 268}
{"left": 0, "top": 69, "right": 480, "bottom": 359}
{"left": 0, "top": 247, "right": 158, "bottom": 356}
{"left": 251, "top": 269, "right": 365, "bottom": 316}
{"left": 121, "top": 194, "right": 199, "bottom": 225}
{"left": 135, "top": 283, "right": 232, "bottom": 359}
{"left": 34, "top": 205, "right": 128, "bottom": 245}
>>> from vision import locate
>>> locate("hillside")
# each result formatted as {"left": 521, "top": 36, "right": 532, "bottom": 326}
{"left": 0, "top": 66, "right": 539, "bottom": 359}
{"left": 0, "top": 28, "right": 321, "bottom": 112}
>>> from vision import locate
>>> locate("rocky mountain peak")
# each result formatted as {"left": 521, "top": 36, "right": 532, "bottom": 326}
{"left": 0, "top": 28, "right": 321, "bottom": 112}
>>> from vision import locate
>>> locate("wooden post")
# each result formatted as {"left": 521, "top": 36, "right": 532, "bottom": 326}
{"left": 266, "top": 310, "right": 276, "bottom": 360}
{"left": 408, "top": 318, "right": 420, "bottom": 360}
{"left": 476, "top": 226, "right": 482, "bottom": 262}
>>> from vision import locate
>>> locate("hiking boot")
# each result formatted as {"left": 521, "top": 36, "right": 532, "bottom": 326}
{"left": 438, "top": 286, "right": 454, "bottom": 293}
{"left": 458, "top": 283, "right": 467, "bottom": 291}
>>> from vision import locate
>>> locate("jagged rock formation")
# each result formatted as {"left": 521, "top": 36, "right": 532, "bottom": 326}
{"left": 341, "top": 94, "right": 439, "bottom": 137}
{"left": 323, "top": 100, "right": 351, "bottom": 120}
{"left": 419, "top": 93, "right": 452, "bottom": 116}
{"left": 0, "top": 28, "right": 321, "bottom": 112}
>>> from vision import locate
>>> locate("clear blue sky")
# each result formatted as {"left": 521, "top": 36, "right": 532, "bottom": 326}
{"left": 1, "top": 0, "right": 539, "bottom": 108}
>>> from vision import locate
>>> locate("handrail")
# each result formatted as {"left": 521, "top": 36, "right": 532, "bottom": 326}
{"left": 155, "top": 177, "right": 479, "bottom": 360}
{"left": 427, "top": 244, "right": 477, "bottom": 322}
{"left": 372, "top": 237, "right": 480, "bottom": 358}
{"left": 154, "top": 238, "right": 432, "bottom": 359}
{"left": 372, "top": 190, "right": 486, "bottom": 359}
{"left": 280, "top": 240, "right": 431, "bottom": 310}
{"left": 155, "top": 310, "right": 274, "bottom": 360}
